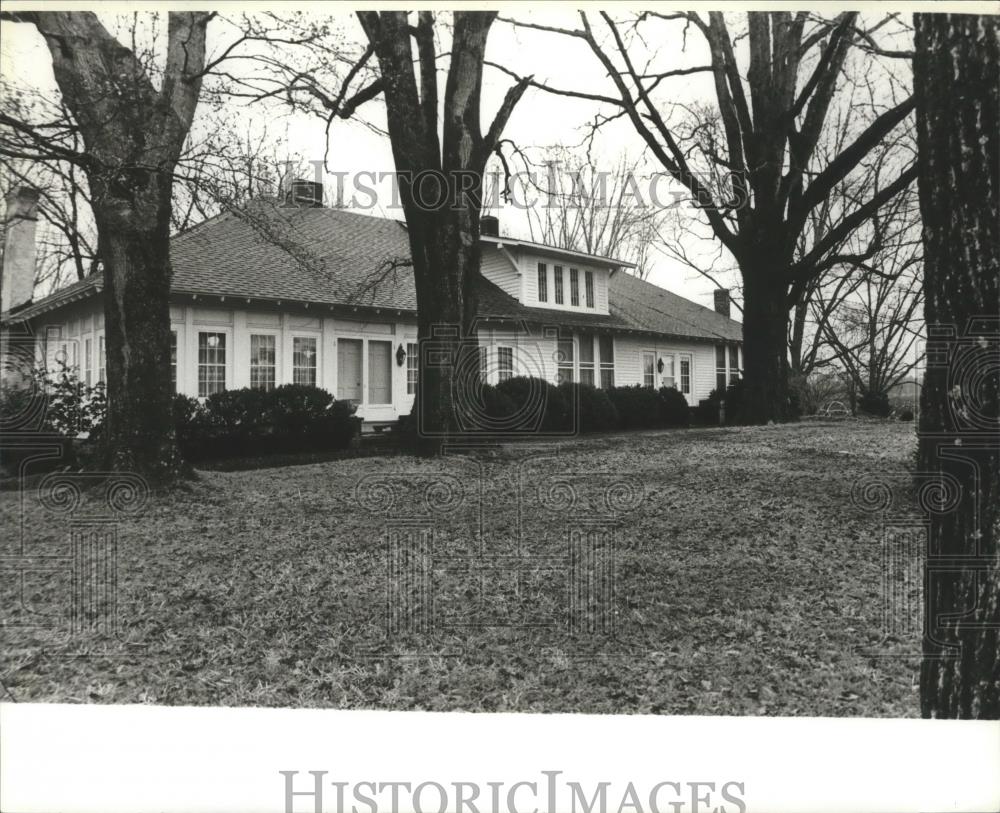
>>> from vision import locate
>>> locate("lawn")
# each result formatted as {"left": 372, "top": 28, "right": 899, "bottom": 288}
{"left": 0, "top": 420, "right": 923, "bottom": 715}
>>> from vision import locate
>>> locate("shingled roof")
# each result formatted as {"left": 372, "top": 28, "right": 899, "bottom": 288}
{"left": 5, "top": 202, "right": 742, "bottom": 344}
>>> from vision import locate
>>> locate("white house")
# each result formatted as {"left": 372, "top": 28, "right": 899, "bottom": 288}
{"left": 0, "top": 184, "right": 743, "bottom": 426}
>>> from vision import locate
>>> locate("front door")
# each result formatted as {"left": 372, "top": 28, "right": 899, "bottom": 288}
{"left": 337, "top": 339, "right": 363, "bottom": 402}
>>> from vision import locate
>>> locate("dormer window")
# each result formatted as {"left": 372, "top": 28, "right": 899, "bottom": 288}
{"left": 585, "top": 271, "right": 595, "bottom": 308}
{"left": 537, "top": 263, "right": 548, "bottom": 303}
{"left": 570, "top": 268, "right": 579, "bottom": 306}
{"left": 554, "top": 266, "right": 564, "bottom": 304}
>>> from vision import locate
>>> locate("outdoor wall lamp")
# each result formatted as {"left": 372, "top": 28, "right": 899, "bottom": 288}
{"left": 396, "top": 343, "right": 406, "bottom": 367}
{"left": 657, "top": 357, "right": 664, "bottom": 373}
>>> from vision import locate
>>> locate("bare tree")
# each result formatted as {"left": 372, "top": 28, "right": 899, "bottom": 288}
{"left": 1, "top": 11, "right": 212, "bottom": 481}
{"left": 239, "top": 12, "right": 531, "bottom": 449}
{"left": 522, "top": 149, "right": 662, "bottom": 277}
{"left": 913, "top": 12, "right": 999, "bottom": 719}
{"left": 499, "top": 11, "right": 917, "bottom": 423}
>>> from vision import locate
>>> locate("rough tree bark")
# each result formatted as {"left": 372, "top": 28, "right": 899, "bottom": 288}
{"left": 356, "top": 12, "right": 529, "bottom": 451}
{"left": 11, "top": 11, "right": 212, "bottom": 481}
{"left": 913, "top": 13, "right": 999, "bottom": 718}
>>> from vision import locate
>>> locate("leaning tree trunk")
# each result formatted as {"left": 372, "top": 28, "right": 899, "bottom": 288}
{"left": 914, "top": 13, "right": 1000, "bottom": 718}
{"left": 20, "top": 11, "right": 210, "bottom": 483}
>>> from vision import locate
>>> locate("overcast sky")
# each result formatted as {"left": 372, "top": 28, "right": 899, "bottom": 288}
{"left": 0, "top": 6, "right": 915, "bottom": 314}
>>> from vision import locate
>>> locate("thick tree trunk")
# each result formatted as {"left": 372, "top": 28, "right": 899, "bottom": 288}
{"left": 740, "top": 265, "right": 794, "bottom": 424}
{"left": 409, "top": 207, "right": 483, "bottom": 453}
{"left": 14, "top": 11, "right": 210, "bottom": 482}
{"left": 93, "top": 185, "right": 183, "bottom": 480}
{"left": 914, "top": 13, "right": 1000, "bottom": 719}
{"left": 358, "top": 11, "right": 527, "bottom": 453}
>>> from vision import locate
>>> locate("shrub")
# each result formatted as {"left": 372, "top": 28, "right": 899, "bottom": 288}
{"left": 176, "top": 385, "right": 359, "bottom": 461}
{"left": 607, "top": 385, "right": 661, "bottom": 429}
{"left": 559, "top": 382, "right": 619, "bottom": 433}
{"left": 657, "top": 386, "right": 691, "bottom": 427}
{"left": 897, "top": 407, "right": 915, "bottom": 422}
{"left": 496, "top": 376, "right": 569, "bottom": 432}
{"left": 707, "top": 379, "right": 748, "bottom": 425}
{"left": 858, "top": 390, "right": 891, "bottom": 418}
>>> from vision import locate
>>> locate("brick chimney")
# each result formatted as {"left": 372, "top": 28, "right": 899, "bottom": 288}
{"left": 713, "top": 288, "right": 731, "bottom": 318}
{"left": 480, "top": 214, "right": 499, "bottom": 237}
{"left": 1, "top": 187, "right": 40, "bottom": 314}
{"left": 283, "top": 179, "right": 323, "bottom": 208}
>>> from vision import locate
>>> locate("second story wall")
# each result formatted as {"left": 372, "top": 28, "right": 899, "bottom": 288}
{"left": 520, "top": 251, "right": 611, "bottom": 315}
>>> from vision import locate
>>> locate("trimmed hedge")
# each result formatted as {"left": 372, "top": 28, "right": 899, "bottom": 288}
{"left": 657, "top": 386, "right": 691, "bottom": 427}
{"left": 174, "top": 384, "right": 360, "bottom": 461}
{"left": 399, "top": 377, "right": 693, "bottom": 438}
{"left": 606, "top": 384, "right": 662, "bottom": 429}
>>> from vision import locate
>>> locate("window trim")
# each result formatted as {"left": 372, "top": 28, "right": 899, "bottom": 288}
{"left": 715, "top": 344, "right": 728, "bottom": 392}
{"left": 598, "top": 334, "right": 614, "bottom": 389}
{"left": 557, "top": 335, "right": 575, "bottom": 384}
{"left": 660, "top": 353, "right": 676, "bottom": 389}
{"left": 496, "top": 345, "right": 514, "bottom": 383}
{"left": 578, "top": 333, "right": 595, "bottom": 386}
{"left": 291, "top": 333, "right": 319, "bottom": 387}
{"left": 97, "top": 331, "right": 106, "bottom": 385}
{"left": 84, "top": 336, "right": 93, "bottom": 387}
{"left": 249, "top": 331, "right": 279, "bottom": 392}
{"left": 197, "top": 329, "right": 231, "bottom": 398}
{"left": 537, "top": 262, "right": 548, "bottom": 303}
{"left": 406, "top": 341, "right": 419, "bottom": 395}
{"left": 170, "top": 329, "right": 179, "bottom": 393}
{"left": 642, "top": 350, "right": 656, "bottom": 389}
{"left": 679, "top": 353, "right": 692, "bottom": 396}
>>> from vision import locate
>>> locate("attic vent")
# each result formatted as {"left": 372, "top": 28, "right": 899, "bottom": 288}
{"left": 285, "top": 179, "right": 323, "bottom": 208}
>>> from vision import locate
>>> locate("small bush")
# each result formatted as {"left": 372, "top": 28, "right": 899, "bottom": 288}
{"left": 607, "top": 385, "right": 661, "bottom": 429}
{"left": 708, "top": 379, "right": 748, "bottom": 425}
{"left": 496, "top": 376, "right": 569, "bottom": 432}
{"left": 658, "top": 386, "right": 691, "bottom": 427}
{"left": 559, "top": 382, "right": 619, "bottom": 433}
{"left": 176, "top": 385, "right": 359, "bottom": 461}
{"left": 897, "top": 407, "right": 915, "bottom": 422}
{"left": 858, "top": 390, "right": 891, "bottom": 418}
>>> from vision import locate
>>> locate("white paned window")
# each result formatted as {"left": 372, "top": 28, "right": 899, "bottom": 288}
{"left": 578, "top": 333, "right": 595, "bottom": 386}
{"left": 292, "top": 336, "right": 317, "bottom": 386}
{"left": 407, "top": 342, "right": 419, "bottom": 394}
{"left": 599, "top": 335, "right": 614, "bottom": 389}
{"left": 497, "top": 346, "right": 514, "bottom": 383}
{"left": 198, "top": 332, "right": 226, "bottom": 397}
{"left": 557, "top": 337, "right": 574, "bottom": 384}
{"left": 643, "top": 351, "right": 656, "bottom": 389}
{"left": 250, "top": 334, "right": 276, "bottom": 391}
